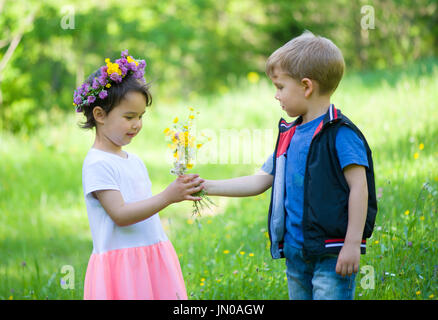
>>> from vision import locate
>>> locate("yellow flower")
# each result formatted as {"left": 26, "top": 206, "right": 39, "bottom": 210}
{"left": 163, "top": 128, "right": 170, "bottom": 134}
{"left": 189, "top": 107, "right": 194, "bottom": 111}
{"left": 420, "top": 216, "right": 425, "bottom": 221}
{"left": 106, "top": 83, "right": 111, "bottom": 88}
{"left": 429, "top": 294, "right": 435, "bottom": 299}
{"left": 186, "top": 219, "right": 194, "bottom": 225}
{"left": 223, "top": 250, "right": 229, "bottom": 254}
{"left": 8, "top": 296, "right": 13, "bottom": 300}
{"left": 127, "top": 55, "right": 139, "bottom": 66}
{"left": 249, "top": 253, "right": 254, "bottom": 257}
{"left": 173, "top": 117, "right": 179, "bottom": 123}
{"left": 414, "top": 152, "right": 419, "bottom": 159}
{"left": 200, "top": 282, "right": 204, "bottom": 286}
{"left": 187, "top": 163, "right": 193, "bottom": 169}
{"left": 189, "top": 115, "right": 195, "bottom": 120}
{"left": 416, "top": 291, "right": 421, "bottom": 295}
{"left": 247, "top": 71, "right": 260, "bottom": 84}
{"left": 240, "top": 251, "right": 245, "bottom": 255}
{"left": 216, "top": 279, "right": 222, "bottom": 283}
{"left": 201, "top": 278, "right": 205, "bottom": 282}
{"left": 374, "top": 240, "right": 379, "bottom": 244}
{"left": 419, "top": 143, "right": 424, "bottom": 150}
{"left": 404, "top": 210, "right": 410, "bottom": 215}
{"left": 106, "top": 60, "right": 122, "bottom": 75}
{"left": 197, "top": 144, "right": 203, "bottom": 149}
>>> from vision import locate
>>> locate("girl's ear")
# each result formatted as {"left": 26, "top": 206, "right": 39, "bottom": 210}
{"left": 301, "top": 78, "right": 315, "bottom": 98}
{"left": 93, "top": 106, "right": 106, "bottom": 125}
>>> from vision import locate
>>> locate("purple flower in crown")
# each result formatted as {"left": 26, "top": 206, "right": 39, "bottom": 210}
{"left": 99, "top": 90, "right": 108, "bottom": 99}
{"left": 87, "top": 95, "right": 96, "bottom": 104}
{"left": 74, "top": 96, "right": 82, "bottom": 105}
{"left": 110, "top": 72, "right": 122, "bottom": 83}
{"left": 73, "top": 49, "right": 147, "bottom": 111}
{"left": 92, "top": 78, "right": 100, "bottom": 90}
{"left": 120, "top": 65, "right": 128, "bottom": 77}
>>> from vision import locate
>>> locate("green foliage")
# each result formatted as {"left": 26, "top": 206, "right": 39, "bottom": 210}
{"left": 0, "top": 0, "right": 437, "bottom": 132}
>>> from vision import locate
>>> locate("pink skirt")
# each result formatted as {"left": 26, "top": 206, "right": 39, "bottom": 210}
{"left": 84, "top": 240, "right": 187, "bottom": 300}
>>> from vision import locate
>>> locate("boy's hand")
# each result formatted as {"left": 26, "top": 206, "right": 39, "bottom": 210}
{"left": 164, "top": 174, "right": 204, "bottom": 204}
{"left": 335, "top": 243, "right": 360, "bottom": 277}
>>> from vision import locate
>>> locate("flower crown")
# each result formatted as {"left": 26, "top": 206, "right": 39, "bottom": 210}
{"left": 73, "top": 50, "right": 146, "bottom": 112}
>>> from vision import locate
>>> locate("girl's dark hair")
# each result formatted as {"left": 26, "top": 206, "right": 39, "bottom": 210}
{"left": 79, "top": 69, "right": 152, "bottom": 129}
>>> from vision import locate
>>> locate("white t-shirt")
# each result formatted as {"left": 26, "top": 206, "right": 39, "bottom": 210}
{"left": 82, "top": 148, "right": 168, "bottom": 254}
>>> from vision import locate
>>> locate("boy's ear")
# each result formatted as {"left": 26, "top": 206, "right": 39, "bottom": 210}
{"left": 301, "top": 78, "right": 315, "bottom": 98}
{"left": 93, "top": 106, "right": 106, "bottom": 125}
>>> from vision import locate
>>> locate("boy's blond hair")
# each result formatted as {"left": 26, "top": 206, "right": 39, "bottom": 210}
{"left": 266, "top": 31, "right": 345, "bottom": 95}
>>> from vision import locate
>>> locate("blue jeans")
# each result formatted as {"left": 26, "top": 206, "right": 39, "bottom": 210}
{"left": 284, "top": 243, "right": 356, "bottom": 300}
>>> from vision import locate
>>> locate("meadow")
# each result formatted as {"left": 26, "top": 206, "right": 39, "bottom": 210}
{"left": 0, "top": 59, "right": 437, "bottom": 300}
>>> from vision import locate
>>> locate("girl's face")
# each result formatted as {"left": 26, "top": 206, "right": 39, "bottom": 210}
{"left": 97, "top": 91, "right": 146, "bottom": 148}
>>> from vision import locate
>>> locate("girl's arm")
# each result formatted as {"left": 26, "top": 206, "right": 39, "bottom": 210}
{"left": 203, "top": 170, "right": 273, "bottom": 197}
{"left": 94, "top": 174, "right": 204, "bottom": 227}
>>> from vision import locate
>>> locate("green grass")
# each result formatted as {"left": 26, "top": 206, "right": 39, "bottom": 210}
{"left": 0, "top": 59, "right": 437, "bottom": 300}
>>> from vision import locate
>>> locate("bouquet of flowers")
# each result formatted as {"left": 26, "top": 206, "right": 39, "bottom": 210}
{"left": 164, "top": 107, "right": 215, "bottom": 216}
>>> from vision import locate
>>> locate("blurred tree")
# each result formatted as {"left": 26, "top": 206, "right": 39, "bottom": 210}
{"left": 0, "top": 0, "right": 436, "bottom": 133}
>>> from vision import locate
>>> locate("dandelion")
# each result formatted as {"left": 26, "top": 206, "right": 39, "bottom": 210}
{"left": 164, "top": 107, "right": 215, "bottom": 216}
{"left": 374, "top": 240, "right": 379, "bottom": 244}
{"left": 200, "top": 282, "right": 204, "bottom": 286}
{"left": 247, "top": 72, "right": 260, "bottom": 84}
{"left": 419, "top": 143, "right": 424, "bottom": 150}
{"left": 420, "top": 216, "right": 425, "bottom": 221}
{"left": 404, "top": 210, "right": 410, "bottom": 215}
{"left": 416, "top": 291, "right": 421, "bottom": 295}
{"left": 414, "top": 152, "right": 419, "bottom": 159}
{"left": 216, "top": 279, "right": 222, "bottom": 283}
{"left": 201, "top": 278, "right": 205, "bottom": 282}
{"left": 186, "top": 219, "right": 194, "bottom": 225}
{"left": 249, "top": 253, "right": 254, "bottom": 257}
{"left": 223, "top": 250, "right": 230, "bottom": 254}
{"left": 429, "top": 294, "right": 435, "bottom": 299}
{"left": 240, "top": 251, "right": 245, "bottom": 255}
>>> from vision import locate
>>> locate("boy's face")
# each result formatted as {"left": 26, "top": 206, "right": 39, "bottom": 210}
{"left": 270, "top": 66, "right": 308, "bottom": 118}
{"left": 97, "top": 91, "right": 146, "bottom": 148}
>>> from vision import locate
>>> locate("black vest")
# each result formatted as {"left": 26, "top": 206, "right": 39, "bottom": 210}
{"left": 301, "top": 111, "right": 378, "bottom": 258}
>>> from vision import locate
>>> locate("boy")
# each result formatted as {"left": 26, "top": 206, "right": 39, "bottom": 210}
{"left": 203, "top": 31, "right": 377, "bottom": 300}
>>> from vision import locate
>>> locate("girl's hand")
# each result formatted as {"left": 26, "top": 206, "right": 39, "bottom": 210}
{"left": 164, "top": 174, "right": 205, "bottom": 204}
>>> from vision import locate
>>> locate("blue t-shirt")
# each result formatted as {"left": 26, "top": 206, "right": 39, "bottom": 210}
{"left": 262, "top": 114, "right": 369, "bottom": 249}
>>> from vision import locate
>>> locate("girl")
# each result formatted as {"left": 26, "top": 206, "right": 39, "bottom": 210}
{"left": 73, "top": 50, "right": 204, "bottom": 300}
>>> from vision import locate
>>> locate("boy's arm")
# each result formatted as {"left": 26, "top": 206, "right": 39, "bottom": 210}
{"left": 203, "top": 170, "right": 273, "bottom": 197}
{"left": 336, "top": 164, "right": 368, "bottom": 277}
